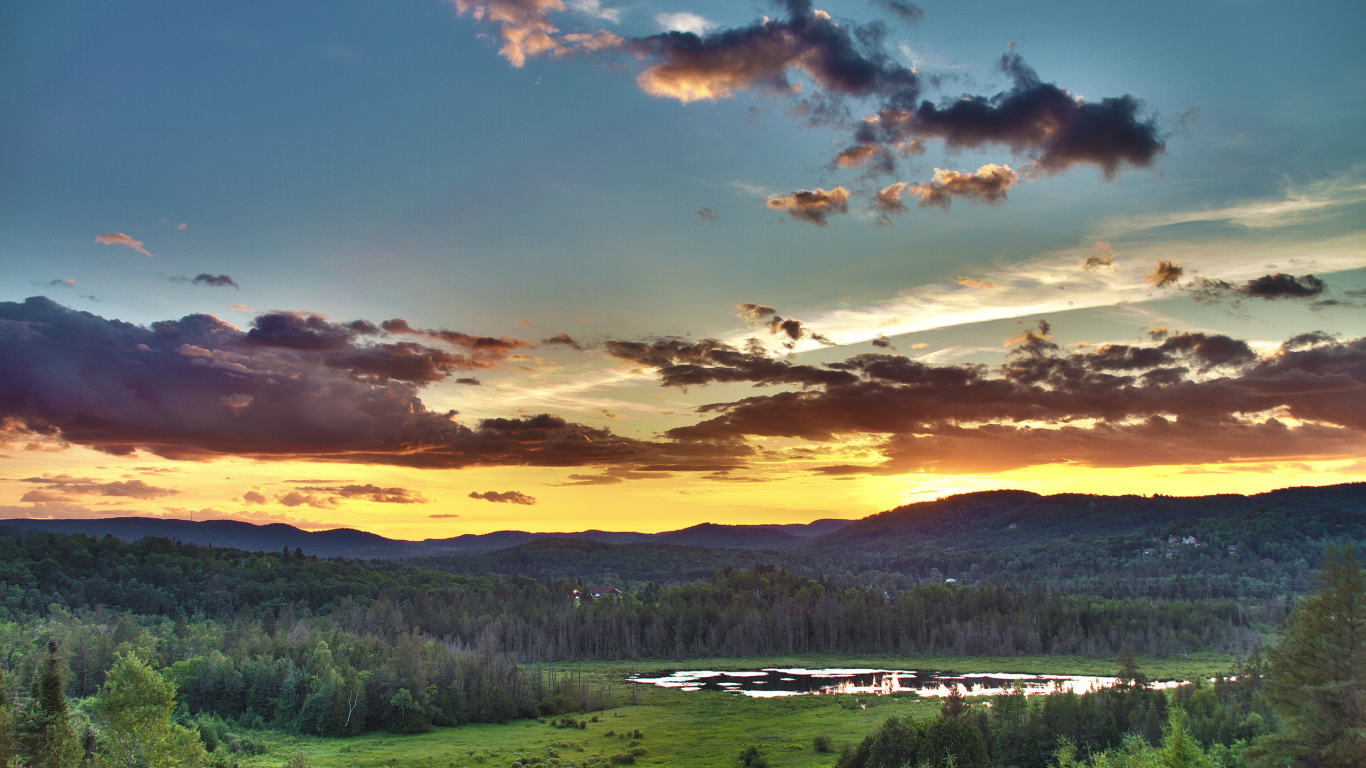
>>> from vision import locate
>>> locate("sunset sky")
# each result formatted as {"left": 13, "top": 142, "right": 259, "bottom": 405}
{"left": 2, "top": 0, "right": 1363, "bottom": 538}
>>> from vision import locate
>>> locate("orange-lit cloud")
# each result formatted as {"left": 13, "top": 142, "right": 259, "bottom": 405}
{"left": 766, "top": 187, "right": 850, "bottom": 226}
{"left": 1146, "top": 260, "right": 1184, "bottom": 288}
{"left": 450, "top": 0, "right": 620, "bottom": 68}
{"left": 95, "top": 232, "right": 154, "bottom": 257}
{"left": 906, "top": 164, "right": 1018, "bottom": 210}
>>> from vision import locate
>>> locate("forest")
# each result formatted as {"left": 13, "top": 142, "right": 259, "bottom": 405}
{"left": 0, "top": 504, "right": 1359, "bottom": 767}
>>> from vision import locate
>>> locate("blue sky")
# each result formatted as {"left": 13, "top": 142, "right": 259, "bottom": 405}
{"left": 1, "top": 0, "right": 1363, "bottom": 535}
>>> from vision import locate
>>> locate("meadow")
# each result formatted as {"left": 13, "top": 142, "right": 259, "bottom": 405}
{"left": 243, "top": 652, "right": 1234, "bottom": 768}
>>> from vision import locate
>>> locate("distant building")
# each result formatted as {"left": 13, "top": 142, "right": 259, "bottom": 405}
{"left": 1143, "top": 548, "right": 1156, "bottom": 557}
{"left": 587, "top": 587, "right": 623, "bottom": 599}
{"left": 1007, "top": 523, "right": 1018, "bottom": 529}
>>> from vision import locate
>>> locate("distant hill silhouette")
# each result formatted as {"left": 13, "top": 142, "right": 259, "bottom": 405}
{"left": 807, "top": 482, "right": 1366, "bottom": 558}
{"left": 0, "top": 516, "right": 846, "bottom": 559}
{"left": 3, "top": 482, "right": 1359, "bottom": 562}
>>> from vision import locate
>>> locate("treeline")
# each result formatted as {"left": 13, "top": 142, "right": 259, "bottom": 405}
{"left": 870, "top": 506, "right": 1366, "bottom": 600}
{"left": 402, "top": 565, "right": 1269, "bottom": 661}
{"left": 0, "top": 526, "right": 462, "bottom": 620}
{"left": 0, "top": 528, "right": 1284, "bottom": 745}
{"left": 837, "top": 543, "right": 1366, "bottom": 768}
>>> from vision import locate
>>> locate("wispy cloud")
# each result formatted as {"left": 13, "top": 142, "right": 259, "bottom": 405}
{"left": 95, "top": 232, "right": 154, "bottom": 257}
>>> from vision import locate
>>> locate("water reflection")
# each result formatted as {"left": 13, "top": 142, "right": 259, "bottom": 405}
{"left": 627, "top": 668, "right": 1183, "bottom": 699}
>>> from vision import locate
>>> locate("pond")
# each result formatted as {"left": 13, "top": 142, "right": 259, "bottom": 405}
{"left": 625, "top": 668, "right": 1184, "bottom": 699}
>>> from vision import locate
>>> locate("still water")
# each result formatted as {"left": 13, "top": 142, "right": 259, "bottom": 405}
{"left": 626, "top": 668, "right": 1183, "bottom": 699}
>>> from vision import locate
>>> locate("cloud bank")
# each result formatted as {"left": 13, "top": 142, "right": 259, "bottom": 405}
{"left": 0, "top": 297, "right": 747, "bottom": 472}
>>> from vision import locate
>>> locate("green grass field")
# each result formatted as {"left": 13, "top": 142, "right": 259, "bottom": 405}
{"left": 236, "top": 652, "right": 1237, "bottom": 768}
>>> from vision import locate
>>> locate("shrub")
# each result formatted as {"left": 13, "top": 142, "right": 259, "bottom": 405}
{"left": 609, "top": 753, "right": 635, "bottom": 765}
{"left": 739, "top": 744, "right": 771, "bottom": 767}
{"left": 814, "top": 734, "right": 834, "bottom": 752}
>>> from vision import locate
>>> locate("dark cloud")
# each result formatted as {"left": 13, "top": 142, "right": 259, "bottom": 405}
{"left": 0, "top": 297, "right": 748, "bottom": 472}
{"left": 172, "top": 274, "right": 239, "bottom": 289}
{"left": 296, "top": 484, "right": 428, "bottom": 504}
{"left": 468, "top": 490, "right": 537, "bottom": 505}
{"left": 630, "top": 325, "right": 1366, "bottom": 473}
{"left": 455, "top": 377, "right": 483, "bottom": 386}
{"left": 737, "top": 303, "right": 778, "bottom": 324}
{"left": 331, "top": 342, "right": 472, "bottom": 383}
{"left": 630, "top": 0, "right": 921, "bottom": 108}
{"left": 1189, "top": 273, "right": 1327, "bottom": 304}
{"left": 1146, "top": 260, "right": 1184, "bottom": 288}
{"left": 871, "top": 0, "right": 924, "bottom": 23}
{"left": 541, "top": 331, "right": 585, "bottom": 351}
{"left": 766, "top": 187, "right": 850, "bottom": 226}
{"left": 604, "top": 337, "right": 857, "bottom": 389}
{"left": 871, "top": 335, "right": 895, "bottom": 350}
{"left": 697, "top": 207, "right": 718, "bottom": 222}
{"left": 382, "top": 318, "right": 534, "bottom": 361}
{"left": 16, "top": 475, "right": 179, "bottom": 502}
{"left": 45, "top": 279, "right": 77, "bottom": 288}
{"left": 764, "top": 187, "right": 846, "bottom": 225}
{"left": 854, "top": 49, "right": 1162, "bottom": 179}
{"left": 429, "top": 513, "right": 461, "bottom": 519}
{"left": 1084, "top": 242, "right": 1116, "bottom": 269}
{"left": 905, "top": 164, "right": 1018, "bottom": 210}
{"left": 244, "top": 312, "right": 358, "bottom": 351}
{"left": 1003, "top": 319, "right": 1058, "bottom": 358}
{"left": 243, "top": 490, "right": 267, "bottom": 504}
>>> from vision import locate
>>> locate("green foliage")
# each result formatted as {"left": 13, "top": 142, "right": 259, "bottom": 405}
{"left": 387, "top": 688, "right": 430, "bottom": 735}
{"left": 0, "top": 668, "right": 14, "bottom": 768}
{"left": 89, "top": 652, "right": 209, "bottom": 768}
{"left": 1158, "top": 710, "right": 1211, "bottom": 768}
{"left": 814, "top": 733, "right": 834, "bottom": 752}
{"left": 738, "top": 744, "right": 771, "bottom": 768}
{"left": 1249, "top": 543, "right": 1366, "bottom": 768}
{"left": 919, "top": 715, "right": 990, "bottom": 768}
{"left": 14, "top": 641, "right": 82, "bottom": 768}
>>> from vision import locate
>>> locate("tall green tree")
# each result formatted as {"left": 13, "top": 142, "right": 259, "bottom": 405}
{"left": 0, "top": 667, "right": 15, "bottom": 768}
{"left": 14, "top": 640, "right": 82, "bottom": 768}
{"left": 1251, "top": 543, "right": 1366, "bottom": 768}
{"left": 89, "top": 653, "right": 208, "bottom": 768}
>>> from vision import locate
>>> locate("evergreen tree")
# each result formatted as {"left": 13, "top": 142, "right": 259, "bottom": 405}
{"left": 1158, "top": 710, "right": 1211, "bottom": 768}
{"left": 89, "top": 652, "right": 208, "bottom": 768}
{"left": 0, "top": 667, "right": 15, "bottom": 768}
{"left": 14, "top": 640, "right": 82, "bottom": 768}
{"left": 918, "top": 715, "right": 991, "bottom": 768}
{"left": 1250, "top": 543, "right": 1366, "bottom": 768}
{"left": 1117, "top": 643, "right": 1150, "bottom": 690}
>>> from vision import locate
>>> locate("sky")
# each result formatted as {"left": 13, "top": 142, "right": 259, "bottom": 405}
{"left": 1, "top": 0, "right": 1363, "bottom": 539}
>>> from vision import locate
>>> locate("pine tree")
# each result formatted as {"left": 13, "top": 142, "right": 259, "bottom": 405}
{"left": 1250, "top": 542, "right": 1366, "bottom": 768}
{"left": 0, "top": 667, "right": 15, "bottom": 768}
{"left": 1116, "top": 643, "right": 1149, "bottom": 690}
{"left": 14, "top": 640, "right": 82, "bottom": 768}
